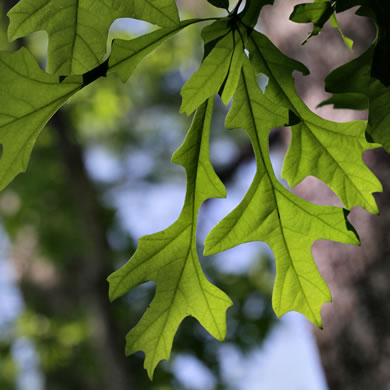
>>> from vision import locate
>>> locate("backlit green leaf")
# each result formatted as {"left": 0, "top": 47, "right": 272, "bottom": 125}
{"left": 0, "top": 48, "right": 82, "bottom": 191}
{"left": 180, "top": 30, "right": 234, "bottom": 115}
{"left": 290, "top": 0, "right": 353, "bottom": 48}
{"left": 204, "top": 61, "right": 360, "bottom": 327}
{"left": 329, "top": 13, "right": 353, "bottom": 50}
{"left": 247, "top": 31, "right": 381, "bottom": 214}
{"left": 220, "top": 29, "right": 247, "bottom": 105}
{"left": 8, "top": 0, "right": 179, "bottom": 75}
{"left": 108, "top": 98, "right": 231, "bottom": 379}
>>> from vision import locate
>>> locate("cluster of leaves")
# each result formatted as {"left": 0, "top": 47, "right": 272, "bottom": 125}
{"left": 1, "top": 0, "right": 389, "bottom": 379}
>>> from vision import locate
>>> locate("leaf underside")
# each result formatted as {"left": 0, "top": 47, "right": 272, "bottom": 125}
{"left": 204, "top": 60, "right": 360, "bottom": 328}
{"left": 108, "top": 98, "right": 232, "bottom": 379}
{"left": 1, "top": 0, "right": 388, "bottom": 379}
{"left": 8, "top": 0, "right": 179, "bottom": 75}
{"left": 0, "top": 48, "right": 82, "bottom": 191}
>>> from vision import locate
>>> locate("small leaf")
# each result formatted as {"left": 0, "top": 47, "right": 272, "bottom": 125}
{"left": 290, "top": 0, "right": 334, "bottom": 44}
{"left": 329, "top": 14, "right": 353, "bottom": 50}
{"left": 108, "top": 98, "right": 231, "bottom": 379}
{"left": 0, "top": 48, "right": 82, "bottom": 191}
{"left": 205, "top": 61, "right": 359, "bottom": 327}
{"left": 8, "top": 0, "right": 180, "bottom": 75}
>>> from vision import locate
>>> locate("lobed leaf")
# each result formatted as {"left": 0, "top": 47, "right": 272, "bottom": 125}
{"left": 108, "top": 98, "right": 231, "bottom": 379}
{"left": 180, "top": 30, "right": 234, "bottom": 115}
{"left": 329, "top": 13, "right": 353, "bottom": 50}
{"left": 247, "top": 31, "right": 382, "bottom": 214}
{"left": 220, "top": 28, "right": 247, "bottom": 105}
{"left": 205, "top": 61, "right": 360, "bottom": 327}
{"left": 0, "top": 48, "right": 82, "bottom": 191}
{"left": 8, "top": 0, "right": 180, "bottom": 75}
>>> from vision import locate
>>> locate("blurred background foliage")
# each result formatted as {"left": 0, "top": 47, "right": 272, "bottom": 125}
{"left": 0, "top": 2, "right": 278, "bottom": 389}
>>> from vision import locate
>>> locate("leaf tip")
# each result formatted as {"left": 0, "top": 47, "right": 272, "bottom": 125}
{"left": 179, "top": 103, "right": 190, "bottom": 116}
{"left": 146, "top": 365, "right": 156, "bottom": 381}
{"left": 203, "top": 239, "right": 217, "bottom": 257}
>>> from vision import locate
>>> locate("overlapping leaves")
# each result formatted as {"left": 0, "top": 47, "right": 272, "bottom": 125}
{"left": 290, "top": 0, "right": 353, "bottom": 48}
{"left": 8, "top": 0, "right": 179, "bottom": 74}
{"left": 0, "top": 16, "right": 197, "bottom": 204}
{"left": 204, "top": 60, "right": 359, "bottom": 327}
{"left": 0, "top": 48, "right": 82, "bottom": 191}
{"left": 0, "top": 0, "right": 387, "bottom": 379}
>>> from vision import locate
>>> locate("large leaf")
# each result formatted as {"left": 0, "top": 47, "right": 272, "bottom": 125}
{"left": 0, "top": 48, "right": 82, "bottom": 191}
{"left": 108, "top": 98, "right": 232, "bottom": 379}
{"left": 247, "top": 31, "right": 382, "bottom": 214}
{"left": 321, "top": 45, "right": 390, "bottom": 153}
{"left": 8, "top": 0, "right": 179, "bottom": 75}
{"left": 204, "top": 61, "right": 360, "bottom": 327}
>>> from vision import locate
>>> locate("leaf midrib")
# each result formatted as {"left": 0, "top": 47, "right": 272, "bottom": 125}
{"left": 241, "top": 67, "right": 318, "bottom": 322}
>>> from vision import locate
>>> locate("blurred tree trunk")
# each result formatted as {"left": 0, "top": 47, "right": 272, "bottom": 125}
{"left": 2, "top": 2, "right": 134, "bottom": 389}
{"left": 261, "top": 1, "right": 390, "bottom": 389}
{"left": 51, "top": 110, "right": 134, "bottom": 390}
